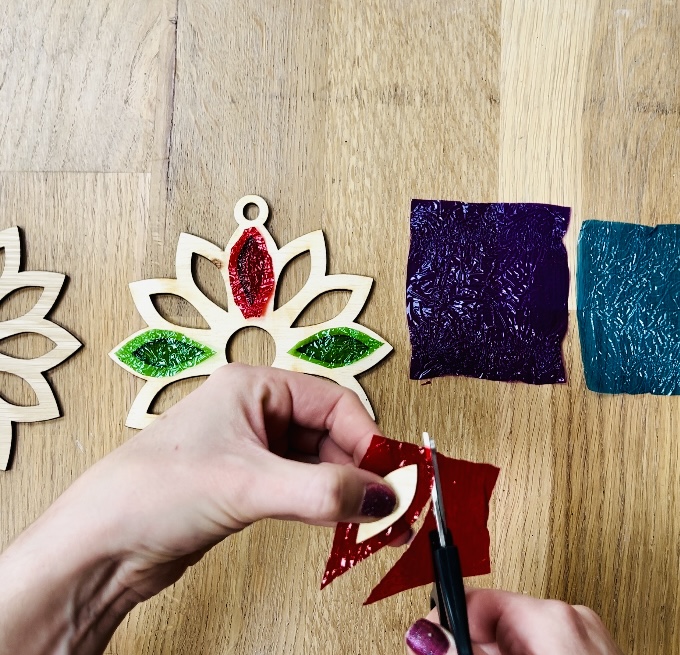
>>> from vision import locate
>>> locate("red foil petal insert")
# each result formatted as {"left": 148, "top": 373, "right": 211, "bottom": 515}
{"left": 228, "top": 227, "right": 275, "bottom": 318}
{"left": 320, "top": 435, "right": 434, "bottom": 589}
{"left": 364, "top": 456, "right": 500, "bottom": 604}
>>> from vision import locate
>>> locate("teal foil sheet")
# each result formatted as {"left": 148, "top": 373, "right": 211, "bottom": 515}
{"left": 577, "top": 220, "right": 680, "bottom": 394}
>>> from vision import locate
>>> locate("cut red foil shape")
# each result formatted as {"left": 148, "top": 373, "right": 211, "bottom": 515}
{"left": 321, "top": 435, "right": 500, "bottom": 605}
{"left": 321, "top": 436, "right": 434, "bottom": 589}
{"left": 364, "top": 456, "right": 500, "bottom": 604}
{"left": 228, "top": 227, "right": 275, "bottom": 318}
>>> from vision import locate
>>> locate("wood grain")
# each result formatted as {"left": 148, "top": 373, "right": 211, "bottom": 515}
{"left": 1, "top": 1, "right": 679, "bottom": 653}
{"left": 0, "top": 1, "right": 162, "bottom": 172}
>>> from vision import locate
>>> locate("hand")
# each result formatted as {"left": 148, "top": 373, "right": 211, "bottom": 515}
{"left": 0, "top": 364, "right": 398, "bottom": 655}
{"left": 73, "top": 363, "right": 399, "bottom": 599}
{"left": 405, "top": 589, "right": 623, "bottom": 655}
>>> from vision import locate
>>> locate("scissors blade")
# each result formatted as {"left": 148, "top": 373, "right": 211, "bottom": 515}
{"left": 423, "top": 432, "right": 448, "bottom": 547}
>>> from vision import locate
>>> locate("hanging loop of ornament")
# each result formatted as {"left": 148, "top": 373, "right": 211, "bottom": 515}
{"left": 233, "top": 194, "right": 269, "bottom": 227}
{"left": 228, "top": 196, "right": 275, "bottom": 319}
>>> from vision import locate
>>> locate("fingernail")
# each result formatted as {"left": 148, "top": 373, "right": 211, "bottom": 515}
{"left": 405, "top": 619, "right": 451, "bottom": 655}
{"left": 360, "top": 482, "right": 397, "bottom": 518}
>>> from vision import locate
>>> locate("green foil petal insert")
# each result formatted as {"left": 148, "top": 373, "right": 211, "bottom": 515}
{"left": 289, "top": 327, "right": 383, "bottom": 368}
{"left": 116, "top": 329, "right": 216, "bottom": 377}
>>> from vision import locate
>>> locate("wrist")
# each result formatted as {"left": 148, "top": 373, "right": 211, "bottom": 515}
{"left": 0, "top": 491, "right": 137, "bottom": 655}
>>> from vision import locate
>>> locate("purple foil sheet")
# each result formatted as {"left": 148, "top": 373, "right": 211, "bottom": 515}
{"left": 407, "top": 200, "right": 570, "bottom": 384}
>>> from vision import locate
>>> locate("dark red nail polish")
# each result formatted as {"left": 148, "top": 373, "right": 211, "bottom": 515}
{"left": 405, "top": 619, "right": 450, "bottom": 655}
{"left": 360, "top": 483, "right": 397, "bottom": 517}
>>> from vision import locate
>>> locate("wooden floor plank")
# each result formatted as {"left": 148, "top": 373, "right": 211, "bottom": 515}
{"left": 0, "top": 1, "right": 163, "bottom": 172}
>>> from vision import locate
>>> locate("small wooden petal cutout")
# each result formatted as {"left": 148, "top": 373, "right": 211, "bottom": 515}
{"left": 357, "top": 464, "right": 418, "bottom": 543}
{"left": 364, "top": 457, "right": 500, "bottom": 605}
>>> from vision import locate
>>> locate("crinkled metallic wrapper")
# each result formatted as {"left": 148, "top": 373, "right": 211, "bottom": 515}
{"left": 320, "top": 435, "right": 500, "bottom": 606}
{"left": 407, "top": 200, "right": 570, "bottom": 384}
{"left": 578, "top": 220, "right": 680, "bottom": 394}
{"left": 320, "top": 436, "right": 434, "bottom": 589}
{"left": 365, "top": 455, "right": 499, "bottom": 604}
{"left": 229, "top": 227, "right": 275, "bottom": 318}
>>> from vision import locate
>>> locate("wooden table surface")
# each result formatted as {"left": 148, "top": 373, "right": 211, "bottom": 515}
{"left": 1, "top": 1, "right": 679, "bottom": 653}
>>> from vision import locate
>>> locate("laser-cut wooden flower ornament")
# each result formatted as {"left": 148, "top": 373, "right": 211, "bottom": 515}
{"left": 0, "top": 227, "right": 82, "bottom": 470}
{"left": 110, "top": 195, "right": 392, "bottom": 428}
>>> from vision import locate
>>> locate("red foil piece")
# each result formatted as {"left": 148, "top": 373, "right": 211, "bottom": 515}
{"left": 364, "top": 456, "right": 500, "bottom": 604}
{"left": 320, "top": 435, "right": 434, "bottom": 589}
{"left": 229, "top": 227, "right": 275, "bottom": 318}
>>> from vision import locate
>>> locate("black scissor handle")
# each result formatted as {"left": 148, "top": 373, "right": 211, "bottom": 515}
{"left": 429, "top": 530, "right": 473, "bottom": 655}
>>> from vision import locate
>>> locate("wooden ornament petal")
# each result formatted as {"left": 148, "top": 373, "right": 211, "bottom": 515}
{"left": 114, "top": 329, "right": 216, "bottom": 378}
{"left": 0, "top": 419, "right": 12, "bottom": 471}
{"left": 289, "top": 327, "right": 383, "bottom": 369}
{"left": 357, "top": 464, "right": 418, "bottom": 543}
{"left": 0, "top": 227, "right": 21, "bottom": 276}
{"left": 228, "top": 227, "right": 275, "bottom": 318}
{"left": 0, "top": 371, "right": 59, "bottom": 424}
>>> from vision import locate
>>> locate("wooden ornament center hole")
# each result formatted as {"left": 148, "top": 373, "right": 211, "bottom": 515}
{"left": 226, "top": 327, "right": 276, "bottom": 367}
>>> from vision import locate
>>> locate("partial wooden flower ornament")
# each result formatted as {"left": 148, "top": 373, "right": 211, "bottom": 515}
{"left": 0, "top": 227, "right": 82, "bottom": 471}
{"left": 110, "top": 195, "right": 393, "bottom": 428}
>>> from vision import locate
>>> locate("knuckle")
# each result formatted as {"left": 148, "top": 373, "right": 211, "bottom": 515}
{"left": 208, "top": 363, "right": 250, "bottom": 388}
{"left": 314, "top": 468, "right": 349, "bottom": 520}
{"left": 208, "top": 364, "right": 232, "bottom": 383}
{"left": 573, "top": 605, "right": 602, "bottom": 625}
{"left": 543, "top": 600, "right": 585, "bottom": 629}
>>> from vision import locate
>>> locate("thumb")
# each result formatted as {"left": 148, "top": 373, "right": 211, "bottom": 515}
{"left": 244, "top": 456, "right": 397, "bottom": 525}
{"left": 406, "top": 616, "right": 487, "bottom": 655}
{"left": 406, "top": 618, "right": 458, "bottom": 655}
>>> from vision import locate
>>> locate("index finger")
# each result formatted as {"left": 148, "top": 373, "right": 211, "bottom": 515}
{"left": 212, "top": 364, "right": 382, "bottom": 464}
{"left": 418, "top": 590, "right": 513, "bottom": 644}
{"left": 465, "top": 587, "right": 556, "bottom": 645}
{"left": 267, "top": 366, "right": 383, "bottom": 464}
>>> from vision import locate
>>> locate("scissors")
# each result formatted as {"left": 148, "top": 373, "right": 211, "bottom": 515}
{"left": 424, "top": 432, "right": 473, "bottom": 655}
